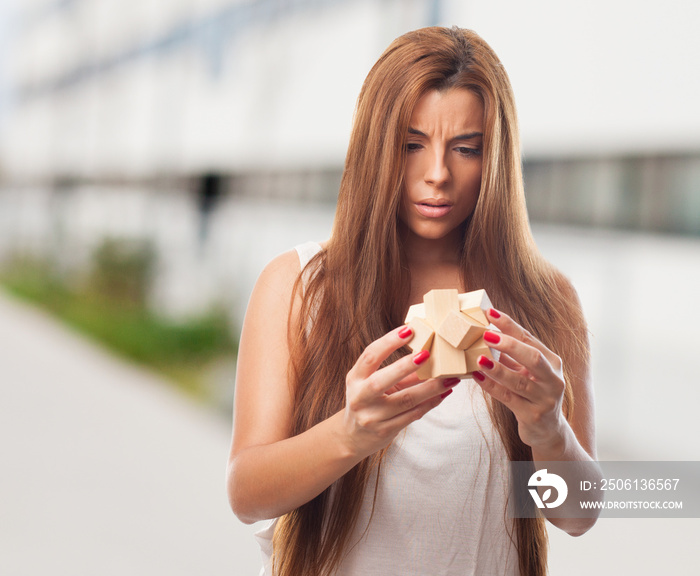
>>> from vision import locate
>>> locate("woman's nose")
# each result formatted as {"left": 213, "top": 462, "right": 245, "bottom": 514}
{"left": 424, "top": 151, "right": 450, "bottom": 187}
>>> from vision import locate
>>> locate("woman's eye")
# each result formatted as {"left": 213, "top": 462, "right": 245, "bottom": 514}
{"left": 455, "top": 146, "right": 482, "bottom": 157}
{"left": 406, "top": 142, "right": 422, "bottom": 152}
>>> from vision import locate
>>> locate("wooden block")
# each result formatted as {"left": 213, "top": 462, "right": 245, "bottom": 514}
{"left": 458, "top": 289, "right": 492, "bottom": 326}
{"left": 458, "top": 289, "right": 492, "bottom": 312}
{"left": 432, "top": 335, "right": 468, "bottom": 377}
{"left": 465, "top": 336, "right": 501, "bottom": 374}
{"left": 405, "top": 302, "right": 426, "bottom": 324}
{"left": 418, "top": 334, "right": 467, "bottom": 379}
{"left": 406, "top": 317, "right": 435, "bottom": 352}
{"left": 424, "top": 289, "right": 460, "bottom": 326}
{"left": 437, "top": 310, "right": 486, "bottom": 350}
{"left": 408, "top": 288, "right": 495, "bottom": 380}
{"left": 416, "top": 354, "right": 434, "bottom": 380}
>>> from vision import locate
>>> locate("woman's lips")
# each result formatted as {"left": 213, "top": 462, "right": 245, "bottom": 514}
{"left": 415, "top": 202, "right": 453, "bottom": 218}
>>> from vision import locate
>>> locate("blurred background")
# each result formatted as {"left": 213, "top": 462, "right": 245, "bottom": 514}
{"left": 1, "top": 0, "right": 699, "bottom": 574}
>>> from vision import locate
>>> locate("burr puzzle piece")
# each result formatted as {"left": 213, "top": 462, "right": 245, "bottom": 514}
{"left": 406, "top": 316, "right": 435, "bottom": 352}
{"left": 405, "top": 288, "right": 499, "bottom": 379}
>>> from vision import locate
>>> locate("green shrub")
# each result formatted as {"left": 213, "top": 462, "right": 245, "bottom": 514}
{"left": 0, "top": 248, "right": 237, "bottom": 401}
{"left": 89, "top": 238, "right": 156, "bottom": 308}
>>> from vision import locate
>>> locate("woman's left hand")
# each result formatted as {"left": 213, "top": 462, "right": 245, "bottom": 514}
{"left": 472, "top": 308, "right": 567, "bottom": 455}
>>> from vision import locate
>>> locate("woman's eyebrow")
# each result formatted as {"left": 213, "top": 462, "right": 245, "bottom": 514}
{"left": 453, "top": 132, "right": 483, "bottom": 140}
{"left": 407, "top": 127, "right": 483, "bottom": 140}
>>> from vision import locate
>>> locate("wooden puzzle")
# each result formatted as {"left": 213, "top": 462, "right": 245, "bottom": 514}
{"left": 404, "top": 288, "right": 500, "bottom": 379}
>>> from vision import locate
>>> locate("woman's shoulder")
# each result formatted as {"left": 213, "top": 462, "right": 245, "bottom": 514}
{"left": 260, "top": 249, "right": 302, "bottom": 282}
{"left": 243, "top": 249, "right": 305, "bottom": 348}
{"left": 254, "top": 241, "right": 328, "bottom": 297}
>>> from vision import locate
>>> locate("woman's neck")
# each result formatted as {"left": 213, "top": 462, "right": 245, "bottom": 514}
{"left": 401, "top": 227, "right": 466, "bottom": 304}
{"left": 401, "top": 225, "right": 464, "bottom": 267}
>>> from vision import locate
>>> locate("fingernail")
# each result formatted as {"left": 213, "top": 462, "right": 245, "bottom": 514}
{"left": 488, "top": 308, "right": 501, "bottom": 319}
{"left": 483, "top": 331, "right": 500, "bottom": 344}
{"left": 413, "top": 350, "right": 430, "bottom": 365}
{"left": 477, "top": 355, "right": 494, "bottom": 370}
{"left": 399, "top": 326, "right": 413, "bottom": 339}
{"left": 443, "top": 377, "right": 460, "bottom": 388}
{"left": 472, "top": 371, "right": 486, "bottom": 382}
{"left": 440, "top": 388, "right": 453, "bottom": 399}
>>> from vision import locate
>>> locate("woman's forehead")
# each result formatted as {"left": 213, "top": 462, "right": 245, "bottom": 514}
{"left": 409, "top": 88, "right": 484, "bottom": 137}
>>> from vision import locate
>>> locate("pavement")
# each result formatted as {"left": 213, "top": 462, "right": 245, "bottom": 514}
{"left": 0, "top": 291, "right": 264, "bottom": 576}
{"left": 2, "top": 225, "right": 700, "bottom": 575}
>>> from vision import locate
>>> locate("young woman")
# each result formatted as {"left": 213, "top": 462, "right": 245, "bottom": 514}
{"left": 227, "top": 26, "right": 597, "bottom": 576}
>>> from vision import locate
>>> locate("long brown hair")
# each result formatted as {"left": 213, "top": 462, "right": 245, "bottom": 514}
{"left": 273, "top": 26, "right": 587, "bottom": 576}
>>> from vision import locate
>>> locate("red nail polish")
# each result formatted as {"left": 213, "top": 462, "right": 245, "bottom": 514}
{"left": 477, "top": 355, "right": 494, "bottom": 370}
{"left": 488, "top": 308, "right": 501, "bottom": 319}
{"left": 483, "top": 331, "right": 500, "bottom": 345}
{"left": 472, "top": 371, "right": 486, "bottom": 382}
{"left": 413, "top": 350, "right": 430, "bottom": 365}
{"left": 443, "top": 377, "right": 460, "bottom": 388}
{"left": 440, "top": 388, "right": 453, "bottom": 399}
{"left": 399, "top": 326, "right": 413, "bottom": 339}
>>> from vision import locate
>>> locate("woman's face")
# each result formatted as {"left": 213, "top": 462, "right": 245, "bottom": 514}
{"left": 399, "top": 88, "right": 484, "bottom": 244}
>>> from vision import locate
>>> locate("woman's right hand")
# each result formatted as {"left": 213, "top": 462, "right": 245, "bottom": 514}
{"left": 342, "top": 326, "right": 459, "bottom": 460}
{"left": 229, "top": 250, "right": 460, "bottom": 523}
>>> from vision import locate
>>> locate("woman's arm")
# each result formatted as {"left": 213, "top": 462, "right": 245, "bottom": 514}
{"left": 471, "top": 285, "right": 601, "bottom": 536}
{"left": 227, "top": 250, "right": 454, "bottom": 524}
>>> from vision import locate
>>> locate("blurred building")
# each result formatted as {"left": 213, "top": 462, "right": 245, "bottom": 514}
{"left": 0, "top": 0, "right": 433, "bottom": 180}
{"left": 1, "top": 0, "right": 700, "bottom": 320}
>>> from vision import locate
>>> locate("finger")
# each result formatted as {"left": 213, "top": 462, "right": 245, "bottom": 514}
{"left": 475, "top": 352, "right": 543, "bottom": 401}
{"left": 384, "top": 372, "right": 454, "bottom": 395}
{"left": 482, "top": 330, "right": 553, "bottom": 383}
{"left": 360, "top": 348, "right": 431, "bottom": 398}
{"left": 384, "top": 376, "right": 460, "bottom": 415}
{"left": 497, "top": 352, "right": 523, "bottom": 372}
{"left": 346, "top": 374, "right": 455, "bottom": 442}
{"left": 486, "top": 308, "right": 560, "bottom": 366}
{"left": 380, "top": 384, "right": 454, "bottom": 430}
{"left": 348, "top": 325, "right": 418, "bottom": 382}
{"left": 384, "top": 372, "right": 422, "bottom": 395}
{"left": 472, "top": 370, "right": 529, "bottom": 413}
{"left": 387, "top": 371, "right": 460, "bottom": 397}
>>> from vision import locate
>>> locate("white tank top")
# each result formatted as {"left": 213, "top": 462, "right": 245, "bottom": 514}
{"left": 254, "top": 242, "right": 519, "bottom": 576}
